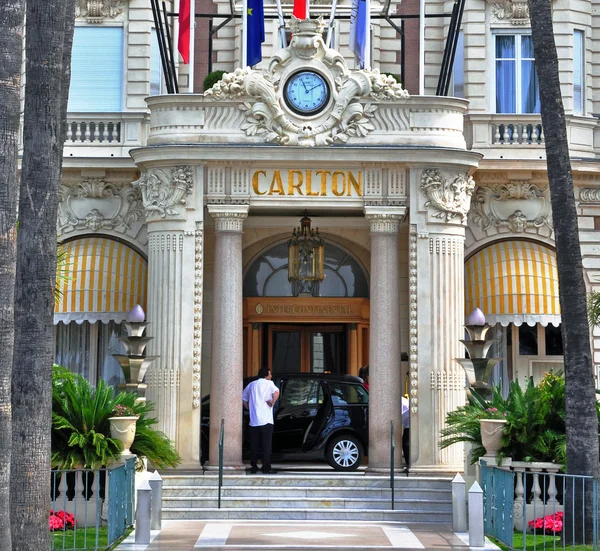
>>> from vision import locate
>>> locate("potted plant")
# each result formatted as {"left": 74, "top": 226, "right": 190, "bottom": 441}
{"left": 108, "top": 404, "right": 139, "bottom": 455}
{"left": 478, "top": 407, "right": 508, "bottom": 456}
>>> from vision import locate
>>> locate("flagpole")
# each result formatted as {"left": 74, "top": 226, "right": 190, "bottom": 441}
{"left": 364, "top": 0, "right": 371, "bottom": 69}
{"left": 275, "top": 0, "right": 287, "bottom": 48}
{"left": 242, "top": 0, "right": 248, "bottom": 67}
{"left": 189, "top": 0, "right": 195, "bottom": 90}
{"left": 325, "top": 0, "right": 337, "bottom": 48}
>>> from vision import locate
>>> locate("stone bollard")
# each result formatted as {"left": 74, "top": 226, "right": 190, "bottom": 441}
{"left": 468, "top": 481, "right": 485, "bottom": 548}
{"left": 135, "top": 479, "right": 152, "bottom": 544}
{"left": 452, "top": 473, "right": 467, "bottom": 533}
{"left": 148, "top": 470, "right": 163, "bottom": 531}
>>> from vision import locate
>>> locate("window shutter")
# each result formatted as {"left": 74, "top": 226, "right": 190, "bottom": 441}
{"left": 68, "top": 27, "right": 124, "bottom": 112}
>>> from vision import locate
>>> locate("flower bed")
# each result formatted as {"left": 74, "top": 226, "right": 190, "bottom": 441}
{"left": 528, "top": 511, "right": 563, "bottom": 534}
{"left": 49, "top": 510, "right": 76, "bottom": 531}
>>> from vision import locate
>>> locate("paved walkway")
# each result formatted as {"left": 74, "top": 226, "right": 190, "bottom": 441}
{"left": 115, "top": 520, "right": 501, "bottom": 551}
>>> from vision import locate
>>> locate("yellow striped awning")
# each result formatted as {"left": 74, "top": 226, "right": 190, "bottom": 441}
{"left": 465, "top": 240, "right": 561, "bottom": 327}
{"left": 55, "top": 237, "right": 147, "bottom": 324}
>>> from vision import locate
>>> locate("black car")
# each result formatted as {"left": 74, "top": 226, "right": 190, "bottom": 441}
{"left": 201, "top": 373, "right": 369, "bottom": 471}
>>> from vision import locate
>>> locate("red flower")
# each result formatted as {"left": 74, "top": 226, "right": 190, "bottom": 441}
{"left": 49, "top": 510, "right": 76, "bottom": 531}
{"left": 528, "top": 511, "right": 563, "bottom": 534}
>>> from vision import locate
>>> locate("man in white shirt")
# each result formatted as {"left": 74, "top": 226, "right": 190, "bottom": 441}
{"left": 242, "top": 367, "right": 280, "bottom": 474}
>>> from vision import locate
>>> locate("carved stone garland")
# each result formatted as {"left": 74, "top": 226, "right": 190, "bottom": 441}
{"left": 204, "top": 17, "right": 409, "bottom": 147}
{"left": 420, "top": 169, "right": 475, "bottom": 224}
{"left": 133, "top": 166, "right": 194, "bottom": 219}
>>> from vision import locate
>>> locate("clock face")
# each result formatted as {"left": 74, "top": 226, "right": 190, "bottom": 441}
{"left": 284, "top": 71, "right": 330, "bottom": 116}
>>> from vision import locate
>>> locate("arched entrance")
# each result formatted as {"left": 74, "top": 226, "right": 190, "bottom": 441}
{"left": 243, "top": 240, "right": 370, "bottom": 377}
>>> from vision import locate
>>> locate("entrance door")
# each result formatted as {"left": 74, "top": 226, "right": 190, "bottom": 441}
{"left": 268, "top": 325, "right": 345, "bottom": 374}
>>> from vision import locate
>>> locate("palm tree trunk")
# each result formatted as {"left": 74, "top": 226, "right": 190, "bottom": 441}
{"left": 10, "top": 0, "right": 75, "bottom": 548}
{"left": 0, "top": 0, "right": 25, "bottom": 546}
{"left": 528, "top": 0, "right": 600, "bottom": 543}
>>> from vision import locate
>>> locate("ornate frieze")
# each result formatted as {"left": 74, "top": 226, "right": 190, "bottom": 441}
{"left": 408, "top": 226, "right": 418, "bottom": 414}
{"left": 75, "top": 0, "right": 124, "bottom": 23}
{"left": 203, "top": 18, "right": 409, "bottom": 147}
{"left": 58, "top": 178, "right": 144, "bottom": 234}
{"left": 192, "top": 223, "right": 203, "bottom": 408}
{"left": 469, "top": 181, "right": 552, "bottom": 232}
{"left": 133, "top": 166, "right": 194, "bottom": 219}
{"left": 490, "top": 0, "right": 529, "bottom": 25}
{"left": 580, "top": 188, "right": 600, "bottom": 203}
{"left": 208, "top": 205, "right": 249, "bottom": 232}
{"left": 420, "top": 169, "right": 475, "bottom": 224}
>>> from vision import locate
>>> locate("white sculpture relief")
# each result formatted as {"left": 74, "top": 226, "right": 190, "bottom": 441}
{"left": 192, "top": 224, "right": 203, "bottom": 408}
{"left": 203, "top": 17, "right": 409, "bottom": 147}
{"left": 75, "top": 0, "right": 124, "bottom": 22}
{"left": 133, "top": 166, "right": 194, "bottom": 219}
{"left": 469, "top": 181, "right": 552, "bottom": 231}
{"left": 409, "top": 226, "right": 418, "bottom": 414}
{"left": 580, "top": 188, "right": 600, "bottom": 203}
{"left": 491, "top": 0, "right": 529, "bottom": 24}
{"left": 420, "top": 169, "right": 475, "bottom": 224}
{"left": 58, "top": 178, "right": 144, "bottom": 234}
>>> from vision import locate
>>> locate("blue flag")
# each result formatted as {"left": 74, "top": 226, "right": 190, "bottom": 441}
{"left": 246, "top": 0, "right": 265, "bottom": 67}
{"left": 349, "top": 0, "right": 368, "bottom": 68}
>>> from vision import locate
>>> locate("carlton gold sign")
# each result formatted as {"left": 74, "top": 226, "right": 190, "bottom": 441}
{"left": 255, "top": 303, "right": 352, "bottom": 316}
{"left": 251, "top": 169, "right": 363, "bottom": 197}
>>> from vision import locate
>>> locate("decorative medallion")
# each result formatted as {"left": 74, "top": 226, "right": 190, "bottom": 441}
{"left": 255, "top": 304, "right": 264, "bottom": 315}
{"left": 420, "top": 170, "right": 475, "bottom": 224}
{"left": 132, "top": 166, "right": 194, "bottom": 219}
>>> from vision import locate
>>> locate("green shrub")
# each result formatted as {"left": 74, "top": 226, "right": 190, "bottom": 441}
{"left": 203, "top": 70, "right": 227, "bottom": 92}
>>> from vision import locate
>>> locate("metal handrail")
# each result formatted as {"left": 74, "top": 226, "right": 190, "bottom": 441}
{"left": 218, "top": 419, "right": 224, "bottom": 509}
{"left": 390, "top": 420, "right": 395, "bottom": 510}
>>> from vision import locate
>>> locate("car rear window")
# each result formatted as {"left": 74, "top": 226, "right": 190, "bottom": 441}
{"left": 281, "top": 379, "right": 324, "bottom": 407}
{"left": 328, "top": 382, "right": 369, "bottom": 405}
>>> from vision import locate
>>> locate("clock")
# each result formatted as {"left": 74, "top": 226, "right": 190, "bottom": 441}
{"left": 283, "top": 71, "right": 330, "bottom": 116}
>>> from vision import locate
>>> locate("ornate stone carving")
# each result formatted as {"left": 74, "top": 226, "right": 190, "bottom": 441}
{"left": 491, "top": 0, "right": 529, "bottom": 25}
{"left": 365, "top": 210, "right": 406, "bottom": 233}
{"left": 132, "top": 166, "right": 194, "bottom": 219}
{"left": 420, "top": 170, "right": 475, "bottom": 224}
{"left": 469, "top": 181, "right": 552, "bottom": 231}
{"left": 203, "top": 18, "right": 409, "bottom": 147}
{"left": 409, "top": 226, "right": 418, "bottom": 414}
{"left": 580, "top": 188, "right": 600, "bottom": 203}
{"left": 58, "top": 178, "right": 144, "bottom": 234}
{"left": 208, "top": 205, "right": 249, "bottom": 232}
{"left": 192, "top": 224, "right": 203, "bottom": 408}
{"left": 75, "top": 0, "right": 124, "bottom": 22}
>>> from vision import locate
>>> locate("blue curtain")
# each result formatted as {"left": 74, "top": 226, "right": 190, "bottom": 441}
{"left": 496, "top": 36, "right": 516, "bottom": 113}
{"left": 521, "top": 36, "right": 540, "bottom": 113}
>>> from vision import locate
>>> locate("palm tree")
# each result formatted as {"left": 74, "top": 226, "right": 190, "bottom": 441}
{"left": 528, "top": 0, "right": 600, "bottom": 542}
{"left": 10, "top": 0, "right": 75, "bottom": 548}
{"left": 0, "top": 0, "right": 25, "bottom": 545}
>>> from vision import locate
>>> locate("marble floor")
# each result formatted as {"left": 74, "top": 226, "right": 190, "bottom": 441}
{"left": 115, "top": 520, "right": 501, "bottom": 551}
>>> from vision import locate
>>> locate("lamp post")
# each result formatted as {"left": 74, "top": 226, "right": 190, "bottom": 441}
{"left": 112, "top": 304, "right": 158, "bottom": 402}
{"left": 287, "top": 212, "right": 325, "bottom": 297}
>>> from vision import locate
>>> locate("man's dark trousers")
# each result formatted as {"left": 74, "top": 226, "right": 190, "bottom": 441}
{"left": 249, "top": 424, "right": 274, "bottom": 472}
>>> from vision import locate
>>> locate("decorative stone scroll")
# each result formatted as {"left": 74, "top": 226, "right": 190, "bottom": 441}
{"left": 580, "top": 188, "right": 600, "bottom": 203}
{"left": 469, "top": 181, "right": 552, "bottom": 232}
{"left": 58, "top": 178, "right": 144, "bottom": 234}
{"left": 420, "top": 169, "right": 475, "bottom": 224}
{"left": 75, "top": 0, "right": 124, "bottom": 23}
{"left": 133, "top": 166, "right": 194, "bottom": 219}
{"left": 203, "top": 17, "right": 409, "bottom": 147}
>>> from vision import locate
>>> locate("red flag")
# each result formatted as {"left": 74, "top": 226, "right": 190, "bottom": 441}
{"left": 293, "top": 0, "right": 308, "bottom": 19}
{"left": 178, "top": 0, "right": 191, "bottom": 64}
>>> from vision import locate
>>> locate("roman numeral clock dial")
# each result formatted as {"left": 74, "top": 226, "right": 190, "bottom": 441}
{"left": 283, "top": 70, "right": 331, "bottom": 116}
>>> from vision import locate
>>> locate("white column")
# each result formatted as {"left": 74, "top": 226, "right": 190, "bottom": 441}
{"left": 207, "top": 205, "right": 249, "bottom": 469}
{"left": 365, "top": 207, "right": 406, "bottom": 471}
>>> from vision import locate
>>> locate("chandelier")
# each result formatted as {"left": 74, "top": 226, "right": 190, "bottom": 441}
{"left": 288, "top": 213, "right": 325, "bottom": 296}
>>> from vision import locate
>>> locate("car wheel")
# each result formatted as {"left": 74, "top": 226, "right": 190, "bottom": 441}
{"left": 326, "top": 434, "right": 363, "bottom": 471}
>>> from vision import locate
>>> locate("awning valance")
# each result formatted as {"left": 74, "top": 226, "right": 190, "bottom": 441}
{"left": 55, "top": 237, "right": 147, "bottom": 325}
{"left": 465, "top": 240, "right": 561, "bottom": 327}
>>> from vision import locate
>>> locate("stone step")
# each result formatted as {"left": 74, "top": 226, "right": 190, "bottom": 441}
{"left": 161, "top": 495, "right": 452, "bottom": 511}
{"left": 161, "top": 507, "right": 453, "bottom": 522}
{"left": 162, "top": 485, "right": 451, "bottom": 499}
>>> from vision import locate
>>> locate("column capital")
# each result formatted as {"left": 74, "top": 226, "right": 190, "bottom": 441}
{"left": 364, "top": 206, "right": 407, "bottom": 233}
{"left": 208, "top": 204, "right": 249, "bottom": 232}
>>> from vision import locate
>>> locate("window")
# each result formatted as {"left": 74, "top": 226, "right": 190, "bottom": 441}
{"left": 495, "top": 34, "right": 540, "bottom": 114}
{"left": 328, "top": 382, "right": 368, "bottom": 405}
{"left": 452, "top": 31, "right": 464, "bottom": 98}
{"left": 150, "top": 29, "right": 163, "bottom": 96}
{"left": 280, "top": 379, "right": 323, "bottom": 407}
{"left": 573, "top": 30, "right": 584, "bottom": 114}
{"left": 69, "top": 27, "right": 124, "bottom": 112}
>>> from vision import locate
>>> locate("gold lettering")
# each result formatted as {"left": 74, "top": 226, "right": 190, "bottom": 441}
{"left": 305, "top": 170, "right": 319, "bottom": 196}
{"left": 348, "top": 171, "right": 362, "bottom": 197}
{"left": 287, "top": 170, "right": 304, "bottom": 195}
{"left": 316, "top": 170, "right": 330, "bottom": 196}
{"left": 252, "top": 170, "right": 267, "bottom": 195}
{"left": 268, "top": 170, "right": 285, "bottom": 195}
{"left": 332, "top": 171, "right": 346, "bottom": 196}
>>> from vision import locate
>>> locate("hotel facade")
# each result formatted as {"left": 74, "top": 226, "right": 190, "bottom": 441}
{"left": 54, "top": 0, "right": 600, "bottom": 472}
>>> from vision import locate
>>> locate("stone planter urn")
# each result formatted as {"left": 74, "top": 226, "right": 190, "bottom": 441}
{"left": 108, "top": 416, "right": 138, "bottom": 454}
{"left": 479, "top": 419, "right": 507, "bottom": 456}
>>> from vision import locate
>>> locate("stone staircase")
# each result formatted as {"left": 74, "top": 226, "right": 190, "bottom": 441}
{"left": 160, "top": 472, "right": 453, "bottom": 523}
